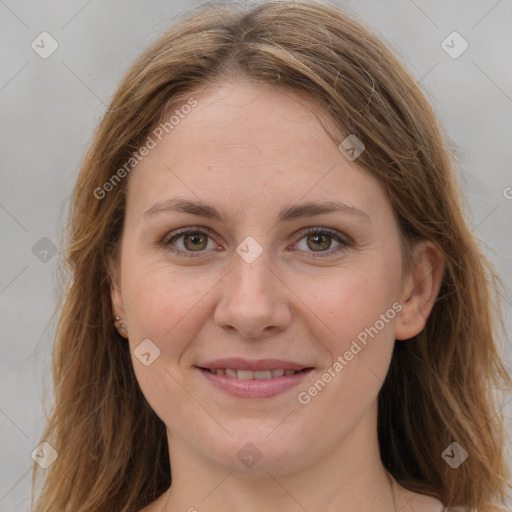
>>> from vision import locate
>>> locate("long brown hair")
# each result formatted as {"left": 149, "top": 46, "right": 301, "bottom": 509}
{"left": 31, "top": 1, "right": 511, "bottom": 510}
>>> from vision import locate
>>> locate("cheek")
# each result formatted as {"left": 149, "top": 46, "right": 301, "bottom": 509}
{"left": 122, "top": 262, "right": 211, "bottom": 425}
{"left": 308, "top": 255, "right": 401, "bottom": 347}
{"left": 301, "top": 253, "right": 401, "bottom": 403}
{"left": 124, "top": 264, "right": 208, "bottom": 351}
{"left": 121, "top": 254, "right": 232, "bottom": 416}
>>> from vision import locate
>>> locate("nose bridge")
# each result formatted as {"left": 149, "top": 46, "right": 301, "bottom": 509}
{"left": 214, "top": 235, "right": 291, "bottom": 338}
{"left": 230, "top": 237, "right": 275, "bottom": 304}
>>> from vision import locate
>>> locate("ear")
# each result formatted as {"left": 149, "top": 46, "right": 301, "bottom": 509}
{"left": 394, "top": 240, "right": 444, "bottom": 341}
{"left": 107, "top": 254, "right": 127, "bottom": 337}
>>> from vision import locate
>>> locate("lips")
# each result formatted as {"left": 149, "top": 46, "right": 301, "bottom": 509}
{"left": 196, "top": 358, "right": 314, "bottom": 398}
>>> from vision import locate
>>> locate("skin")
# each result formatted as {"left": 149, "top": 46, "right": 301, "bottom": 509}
{"left": 110, "top": 78, "right": 445, "bottom": 512}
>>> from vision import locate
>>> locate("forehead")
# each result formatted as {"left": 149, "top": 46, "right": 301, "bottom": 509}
{"left": 125, "top": 79, "right": 388, "bottom": 223}
{"left": 200, "top": 80, "right": 338, "bottom": 142}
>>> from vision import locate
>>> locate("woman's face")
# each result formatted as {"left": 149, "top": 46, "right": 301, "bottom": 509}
{"left": 111, "top": 79, "right": 411, "bottom": 473}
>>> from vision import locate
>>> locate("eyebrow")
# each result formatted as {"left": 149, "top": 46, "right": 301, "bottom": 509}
{"left": 143, "top": 198, "right": 371, "bottom": 223}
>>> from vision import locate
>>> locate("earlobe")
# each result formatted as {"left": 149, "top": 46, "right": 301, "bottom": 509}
{"left": 394, "top": 241, "right": 444, "bottom": 341}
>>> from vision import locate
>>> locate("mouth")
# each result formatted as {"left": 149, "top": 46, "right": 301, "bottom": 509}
{"left": 195, "top": 358, "right": 314, "bottom": 398}
{"left": 200, "top": 367, "right": 310, "bottom": 379}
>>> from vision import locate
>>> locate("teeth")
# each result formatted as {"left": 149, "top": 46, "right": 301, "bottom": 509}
{"left": 209, "top": 368, "right": 300, "bottom": 379}
{"left": 237, "top": 369, "right": 254, "bottom": 380}
{"left": 254, "top": 370, "right": 272, "bottom": 379}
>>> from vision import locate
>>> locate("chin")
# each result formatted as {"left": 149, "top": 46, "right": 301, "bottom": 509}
{"left": 199, "top": 428, "right": 308, "bottom": 473}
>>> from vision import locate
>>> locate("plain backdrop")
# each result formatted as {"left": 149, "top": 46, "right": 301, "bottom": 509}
{"left": 1, "top": 0, "right": 511, "bottom": 510}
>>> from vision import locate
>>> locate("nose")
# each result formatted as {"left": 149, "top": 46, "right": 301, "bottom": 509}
{"left": 213, "top": 248, "right": 292, "bottom": 340}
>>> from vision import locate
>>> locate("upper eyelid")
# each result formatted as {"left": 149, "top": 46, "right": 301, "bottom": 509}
{"left": 163, "top": 226, "right": 216, "bottom": 243}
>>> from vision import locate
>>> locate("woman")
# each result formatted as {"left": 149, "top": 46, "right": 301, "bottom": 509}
{"left": 31, "top": 1, "right": 511, "bottom": 511}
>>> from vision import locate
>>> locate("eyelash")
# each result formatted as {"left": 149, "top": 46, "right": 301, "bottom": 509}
{"left": 160, "top": 226, "right": 352, "bottom": 259}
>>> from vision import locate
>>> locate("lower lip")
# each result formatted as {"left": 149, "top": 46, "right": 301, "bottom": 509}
{"left": 197, "top": 368, "right": 313, "bottom": 398}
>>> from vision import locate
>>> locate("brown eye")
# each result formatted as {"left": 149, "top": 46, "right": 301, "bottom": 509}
{"left": 306, "top": 232, "right": 333, "bottom": 251}
{"left": 294, "top": 228, "right": 351, "bottom": 258}
{"left": 162, "top": 227, "right": 217, "bottom": 257}
{"left": 181, "top": 232, "right": 208, "bottom": 251}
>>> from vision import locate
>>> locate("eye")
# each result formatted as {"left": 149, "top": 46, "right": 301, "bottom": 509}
{"left": 161, "top": 227, "right": 219, "bottom": 258}
{"left": 161, "top": 226, "right": 351, "bottom": 258}
{"left": 292, "top": 227, "right": 350, "bottom": 258}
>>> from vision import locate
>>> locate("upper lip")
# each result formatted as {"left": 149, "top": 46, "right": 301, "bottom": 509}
{"left": 197, "top": 358, "right": 313, "bottom": 371}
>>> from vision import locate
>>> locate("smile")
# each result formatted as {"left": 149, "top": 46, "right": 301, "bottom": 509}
{"left": 203, "top": 368, "right": 306, "bottom": 379}
{"left": 197, "top": 366, "right": 314, "bottom": 398}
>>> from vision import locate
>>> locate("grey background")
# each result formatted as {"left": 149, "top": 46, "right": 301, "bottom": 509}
{"left": 1, "top": 0, "right": 511, "bottom": 510}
